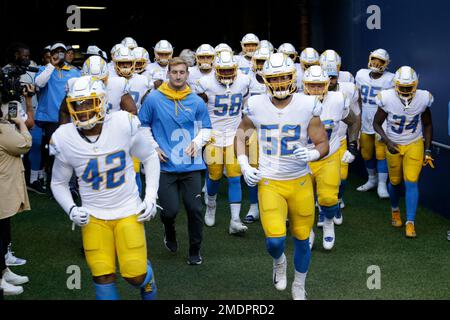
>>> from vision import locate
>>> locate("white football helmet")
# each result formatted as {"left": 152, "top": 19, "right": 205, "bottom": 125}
{"left": 113, "top": 46, "right": 135, "bottom": 78}
{"left": 214, "top": 51, "right": 238, "bottom": 86}
{"left": 111, "top": 44, "right": 125, "bottom": 57}
{"left": 259, "top": 40, "right": 274, "bottom": 53}
{"left": 300, "top": 48, "right": 320, "bottom": 71}
{"left": 82, "top": 56, "right": 109, "bottom": 81}
{"left": 121, "top": 37, "right": 138, "bottom": 50}
{"left": 252, "top": 47, "right": 271, "bottom": 74}
{"left": 66, "top": 76, "right": 106, "bottom": 130}
{"left": 278, "top": 43, "right": 298, "bottom": 62}
{"left": 154, "top": 40, "right": 173, "bottom": 66}
{"left": 368, "top": 49, "right": 390, "bottom": 73}
{"left": 303, "top": 65, "right": 330, "bottom": 100}
{"left": 215, "top": 43, "right": 233, "bottom": 55}
{"left": 394, "top": 66, "right": 418, "bottom": 103}
{"left": 132, "top": 47, "right": 150, "bottom": 74}
{"left": 196, "top": 44, "right": 216, "bottom": 70}
{"left": 180, "top": 49, "right": 196, "bottom": 67}
{"left": 241, "top": 33, "right": 260, "bottom": 57}
{"left": 320, "top": 50, "right": 341, "bottom": 77}
{"left": 262, "top": 52, "right": 297, "bottom": 100}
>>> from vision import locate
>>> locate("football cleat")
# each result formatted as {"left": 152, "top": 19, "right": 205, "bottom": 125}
{"left": 323, "top": 218, "right": 335, "bottom": 250}
{"left": 391, "top": 209, "right": 403, "bottom": 227}
{"left": 357, "top": 178, "right": 378, "bottom": 192}
{"left": 334, "top": 208, "right": 343, "bottom": 226}
{"left": 229, "top": 219, "right": 248, "bottom": 235}
{"left": 377, "top": 183, "right": 389, "bottom": 199}
{"left": 292, "top": 282, "right": 307, "bottom": 300}
{"left": 204, "top": 203, "right": 217, "bottom": 227}
{"left": 273, "top": 255, "right": 287, "bottom": 291}
{"left": 406, "top": 222, "right": 416, "bottom": 238}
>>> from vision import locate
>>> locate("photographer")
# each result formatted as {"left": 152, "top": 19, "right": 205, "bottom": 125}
{"left": 34, "top": 43, "right": 81, "bottom": 192}
{"left": 0, "top": 108, "right": 31, "bottom": 296}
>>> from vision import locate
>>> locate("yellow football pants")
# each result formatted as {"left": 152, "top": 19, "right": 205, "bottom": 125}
{"left": 360, "top": 133, "right": 386, "bottom": 161}
{"left": 310, "top": 151, "right": 341, "bottom": 208}
{"left": 386, "top": 139, "right": 424, "bottom": 185}
{"left": 82, "top": 215, "right": 147, "bottom": 278}
{"left": 338, "top": 138, "right": 349, "bottom": 180}
{"left": 258, "top": 175, "right": 315, "bottom": 240}
{"left": 205, "top": 144, "right": 242, "bottom": 180}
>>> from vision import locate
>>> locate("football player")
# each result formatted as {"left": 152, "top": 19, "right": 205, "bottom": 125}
{"left": 303, "top": 66, "right": 359, "bottom": 250}
{"left": 320, "top": 52, "right": 361, "bottom": 217}
{"left": 297, "top": 47, "right": 320, "bottom": 91}
{"left": 108, "top": 43, "right": 125, "bottom": 77}
{"left": 236, "top": 53, "right": 329, "bottom": 300}
{"left": 320, "top": 50, "right": 354, "bottom": 83}
{"left": 215, "top": 43, "right": 233, "bottom": 55}
{"left": 236, "top": 33, "right": 260, "bottom": 75}
{"left": 132, "top": 47, "right": 152, "bottom": 80}
{"left": 196, "top": 51, "right": 251, "bottom": 234}
{"left": 147, "top": 40, "right": 173, "bottom": 89}
{"left": 259, "top": 40, "right": 275, "bottom": 53}
{"left": 373, "top": 66, "right": 434, "bottom": 238}
{"left": 356, "top": 49, "right": 395, "bottom": 198}
{"left": 50, "top": 76, "right": 160, "bottom": 300}
{"left": 187, "top": 44, "right": 216, "bottom": 90}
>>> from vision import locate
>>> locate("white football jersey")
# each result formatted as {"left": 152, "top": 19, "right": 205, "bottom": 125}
{"left": 295, "top": 64, "right": 304, "bottom": 92}
{"left": 336, "top": 82, "right": 360, "bottom": 140}
{"left": 108, "top": 61, "right": 118, "bottom": 78}
{"left": 249, "top": 73, "right": 267, "bottom": 96}
{"left": 106, "top": 77, "right": 130, "bottom": 113}
{"left": 236, "top": 55, "right": 252, "bottom": 75}
{"left": 311, "top": 91, "right": 350, "bottom": 158}
{"left": 338, "top": 71, "right": 355, "bottom": 83}
{"left": 50, "top": 111, "right": 143, "bottom": 220}
{"left": 147, "top": 62, "right": 168, "bottom": 82}
{"left": 356, "top": 69, "right": 394, "bottom": 134}
{"left": 187, "top": 66, "right": 213, "bottom": 91}
{"left": 127, "top": 73, "right": 151, "bottom": 112}
{"left": 246, "top": 93, "right": 322, "bottom": 180}
{"left": 376, "top": 89, "right": 433, "bottom": 145}
{"left": 196, "top": 73, "right": 251, "bottom": 147}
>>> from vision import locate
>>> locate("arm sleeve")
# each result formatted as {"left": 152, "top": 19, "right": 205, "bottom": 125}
{"left": 50, "top": 157, "right": 76, "bottom": 215}
{"left": 35, "top": 64, "right": 55, "bottom": 88}
{"left": 192, "top": 128, "right": 212, "bottom": 148}
{"left": 0, "top": 126, "right": 32, "bottom": 157}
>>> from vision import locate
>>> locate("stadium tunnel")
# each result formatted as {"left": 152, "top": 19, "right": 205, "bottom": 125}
{"left": 1, "top": 0, "right": 449, "bottom": 218}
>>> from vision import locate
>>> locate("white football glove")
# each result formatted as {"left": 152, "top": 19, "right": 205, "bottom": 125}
{"left": 69, "top": 207, "right": 90, "bottom": 227}
{"left": 238, "top": 155, "right": 262, "bottom": 187}
{"left": 342, "top": 150, "right": 356, "bottom": 164}
{"left": 137, "top": 198, "right": 158, "bottom": 222}
{"left": 293, "top": 146, "right": 320, "bottom": 163}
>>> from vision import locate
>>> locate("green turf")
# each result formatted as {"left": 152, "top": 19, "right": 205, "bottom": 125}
{"left": 7, "top": 174, "right": 450, "bottom": 300}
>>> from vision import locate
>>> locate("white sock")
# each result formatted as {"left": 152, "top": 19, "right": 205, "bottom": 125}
{"left": 249, "top": 203, "right": 259, "bottom": 213}
{"left": 30, "top": 170, "right": 39, "bottom": 184}
{"left": 378, "top": 173, "right": 388, "bottom": 185}
{"left": 391, "top": 207, "right": 400, "bottom": 212}
{"left": 294, "top": 270, "right": 307, "bottom": 287}
{"left": 207, "top": 194, "right": 217, "bottom": 206}
{"left": 38, "top": 170, "right": 46, "bottom": 180}
{"left": 367, "top": 168, "right": 376, "bottom": 177}
{"left": 275, "top": 253, "right": 286, "bottom": 265}
{"left": 230, "top": 203, "right": 241, "bottom": 221}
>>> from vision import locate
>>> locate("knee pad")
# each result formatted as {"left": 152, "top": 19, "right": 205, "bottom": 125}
{"left": 265, "top": 237, "right": 286, "bottom": 260}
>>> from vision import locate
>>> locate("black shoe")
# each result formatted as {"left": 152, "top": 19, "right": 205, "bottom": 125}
{"left": 163, "top": 229, "right": 178, "bottom": 253}
{"left": 187, "top": 252, "right": 203, "bottom": 266}
{"left": 27, "top": 180, "right": 47, "bottom": 195}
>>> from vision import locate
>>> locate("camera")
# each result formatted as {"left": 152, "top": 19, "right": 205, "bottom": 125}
{"left": 0, "top": 64, "right": 39, "bottom": 104}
